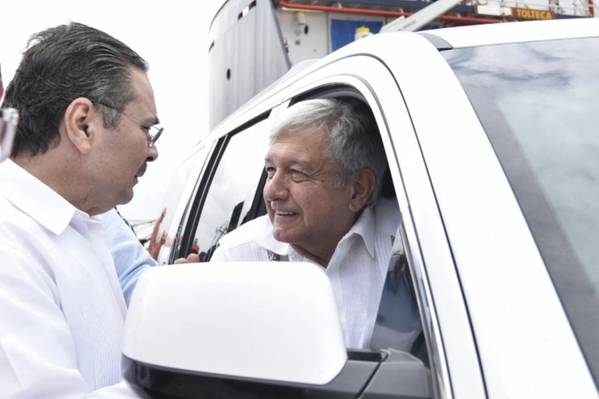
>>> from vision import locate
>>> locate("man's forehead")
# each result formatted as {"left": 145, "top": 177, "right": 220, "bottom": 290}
{"left": 273, "top": 127, "right": 329, "bottom": 148}
{"left": 266, "top": 132, "right": 332, "bottom": 167}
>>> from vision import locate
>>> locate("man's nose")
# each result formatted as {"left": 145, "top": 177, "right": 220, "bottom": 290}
{"left": 264, "top": 171, "right": 288, "bottom": 202}
{"left": 147, "top": 145, "right": 158, "bottom": 162}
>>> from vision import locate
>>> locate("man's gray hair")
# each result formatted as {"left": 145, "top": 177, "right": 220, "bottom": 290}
{"left": 3, "top": 22, "right": 147, "bottom": 156}
{"left": 270, "top": 98, "right": 386, "bottom": 203}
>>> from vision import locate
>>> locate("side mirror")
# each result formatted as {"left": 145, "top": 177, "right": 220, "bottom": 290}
{"left": 123, "top": 262, "right": 432, "bottom": 398}
{"left": 123, "top": 262, "right": 348, "bottom": 397}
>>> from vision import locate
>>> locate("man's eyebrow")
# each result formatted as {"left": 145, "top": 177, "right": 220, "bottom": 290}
{"left": 264, "top": 156, "right": 312, "bottom": 168}
{"left": 290, "top": 160, "right": 312, "bottom": 169}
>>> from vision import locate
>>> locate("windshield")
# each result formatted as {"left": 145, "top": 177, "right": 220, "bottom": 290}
{"left": 444, "top": 36, "right": 599, "bottom": 385}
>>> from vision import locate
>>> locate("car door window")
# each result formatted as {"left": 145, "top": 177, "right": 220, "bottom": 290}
{"left": 370, "top": 219, "right": 426, "bottom": 360}
{"left": 192, "top": 120, "right": 272, "bottom": 260}
{"left": 156, "top": 144, "right": 212, "bottom": 264}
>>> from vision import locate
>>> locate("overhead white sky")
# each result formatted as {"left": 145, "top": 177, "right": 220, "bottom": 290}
{"left": 1, "top": 0, "right": 223, "bottom": 221}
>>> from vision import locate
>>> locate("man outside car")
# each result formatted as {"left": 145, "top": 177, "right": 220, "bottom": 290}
{"left": 0, "top": 22, "right": 160, "bottom": 397}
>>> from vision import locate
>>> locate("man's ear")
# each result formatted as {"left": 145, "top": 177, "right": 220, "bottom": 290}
{"left": 349, "top": 168, "right": 376, "bottom": 212}
{"left": 63, "top": 97, "right": 97, "bottom": 155}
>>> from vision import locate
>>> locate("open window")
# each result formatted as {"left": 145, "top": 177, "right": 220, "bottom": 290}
{"left": 288, "top": 88, "right": 435, "bottom": 394}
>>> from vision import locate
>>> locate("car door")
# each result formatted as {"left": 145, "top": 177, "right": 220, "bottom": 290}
{"left": 168, "top": 50, "right": 485, "bottom": 397}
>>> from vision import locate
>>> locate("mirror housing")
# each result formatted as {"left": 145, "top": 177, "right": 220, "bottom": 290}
{"left": 123, "top": 262, "right": 347, "bottom": 385}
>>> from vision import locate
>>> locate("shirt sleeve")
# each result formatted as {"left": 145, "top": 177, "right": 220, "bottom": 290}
{"left": 210, "top": 241, "right": 276, "bottom": 262}
{"left": 102, "top": 210, "right": 157, "bottom": 305}
{"left": 0, "top": 243, "right": 144, "bottom": 398}
{"left": 209, "top": 216, "right": 275, "bottom": 262}
{"left": 209, "top": 245, "right": 231, "bottom": 261}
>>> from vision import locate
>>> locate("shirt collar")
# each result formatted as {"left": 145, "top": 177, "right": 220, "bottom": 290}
{"left": 0, "top": 159, "right": 79, "bottom": 235}
{"left": 255, "top": 207, "right": 378, "bottom": 260}
{"left": 339, "top": 206, "right": 377, "bottom": 258}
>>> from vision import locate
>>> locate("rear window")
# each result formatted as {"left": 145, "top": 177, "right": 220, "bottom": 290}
{"left": 444, "top": 36, "right": 599, "bottom": 384}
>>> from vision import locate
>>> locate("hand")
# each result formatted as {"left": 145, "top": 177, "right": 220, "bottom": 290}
{"left": 174, "top": 253, "right": 201, "bottom": 264}
{"left": 148, "top": 208, "right": 166, "bottom": 259}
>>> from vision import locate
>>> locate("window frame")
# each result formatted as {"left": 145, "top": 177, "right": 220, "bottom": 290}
{"left": 272, "top": 62, "right": 481, "bottom": 396}
{"left": 156, "top": 143, "right": 213, "bottom": 264}
{"left": 279, "top": 80, "right": 456, "bottom": 397}
{"left": 173, "top": 110, "right": 273, "bottom": 261}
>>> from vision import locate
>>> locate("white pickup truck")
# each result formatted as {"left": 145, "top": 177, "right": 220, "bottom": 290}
{"left": 124, "top": 18, "right": 599, "bottom": 399}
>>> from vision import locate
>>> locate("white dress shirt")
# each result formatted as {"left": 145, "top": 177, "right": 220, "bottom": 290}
{"left": 0, "top": 160, "right": 141, "bottom": 398}
{"left": 211, "top": 199, "right": 400, "bottom": 349}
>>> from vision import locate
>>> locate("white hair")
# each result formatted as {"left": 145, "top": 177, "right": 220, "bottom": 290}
{"left": 270, "top": 98, "right": 386, "bottom": 203}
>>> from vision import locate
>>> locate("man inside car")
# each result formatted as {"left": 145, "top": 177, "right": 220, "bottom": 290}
{"left": 210, "top": 99, "right": 418, "bottom": 349}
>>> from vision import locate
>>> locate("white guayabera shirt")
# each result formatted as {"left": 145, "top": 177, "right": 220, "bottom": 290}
{"left": 211, "top": 198, "right": 401, "bottom": 350}
{"left": 0, "top": 160, "right": 141, "bottom": 398}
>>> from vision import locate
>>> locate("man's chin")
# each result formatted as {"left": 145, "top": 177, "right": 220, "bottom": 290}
{"left": 272, "top": 229, "right": 292, "bottom": 244}
{"left": 117, "top": 188, "right": 135, "bottom": 206}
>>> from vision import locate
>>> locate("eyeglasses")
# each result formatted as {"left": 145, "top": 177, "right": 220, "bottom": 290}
{"left": 94, "top": 101, "right": 163, "bottom": 147}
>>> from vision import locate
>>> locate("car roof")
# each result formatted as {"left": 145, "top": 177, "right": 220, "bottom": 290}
{"left": 419, "top": 17, "right": 599, "bottom": 48}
